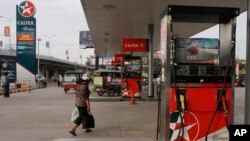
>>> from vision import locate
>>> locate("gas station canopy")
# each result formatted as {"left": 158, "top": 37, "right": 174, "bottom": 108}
{"left": 80, "top": 0, "right": 247, "bottom": 57}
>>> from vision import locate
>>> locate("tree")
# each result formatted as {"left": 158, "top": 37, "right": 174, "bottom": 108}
{"left": 142, "top": 57, "right": 161, "bottom": 77}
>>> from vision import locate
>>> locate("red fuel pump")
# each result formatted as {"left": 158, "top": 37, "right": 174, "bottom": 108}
{"left": 159, "top": 5, "right": 239, "bottom": 141}
{"left": 122, "top": 56, "right": 142, "bottom": 98}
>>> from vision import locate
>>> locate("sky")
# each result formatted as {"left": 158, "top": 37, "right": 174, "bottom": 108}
{"left": 0, "top": 0, "right": 94, "bottom": 65}
{"left": 192, "top": 12, "right": 247, "bottom": 60}
{"left": 0, "top": 0, "right": 247, "bottom": 65}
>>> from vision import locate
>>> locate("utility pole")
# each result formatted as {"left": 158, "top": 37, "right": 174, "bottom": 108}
{"left": 37, "top": 38, "right": 41, "bottom": 75}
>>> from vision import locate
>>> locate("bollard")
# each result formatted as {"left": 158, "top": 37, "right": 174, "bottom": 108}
{"left": 29, "top": 80, "right": 31, "bottom": 93}
{"left": 17, "top": 85, "right": 19, "bottom": 92}
{"left": 130, "top": 92, "right": 136, "bottom": 105}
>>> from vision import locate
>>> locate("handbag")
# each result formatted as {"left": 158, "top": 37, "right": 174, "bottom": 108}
{"left": 70, "top": 107, "right": 79, "bottom": 122}
{"left": 83, "top": 112, "right": 95, "bottom": 128}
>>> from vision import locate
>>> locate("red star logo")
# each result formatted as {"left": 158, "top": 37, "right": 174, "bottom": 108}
{"left": 18, "top": 1, "right": 36, "bottom": 17}
{"left": 170, "top": 112, "right": 200, "bottom": 141}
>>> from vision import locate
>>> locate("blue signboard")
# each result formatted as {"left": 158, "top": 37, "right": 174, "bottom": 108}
{"left": 16, "top": 1, "right": 36, "bottom": 75}
{"left": 0, "top": 59, "right": 16, "bottom": 83}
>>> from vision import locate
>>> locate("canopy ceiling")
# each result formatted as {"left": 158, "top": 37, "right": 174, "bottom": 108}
{"left": 80, "top": 0, "right": 247, "bottom": 57}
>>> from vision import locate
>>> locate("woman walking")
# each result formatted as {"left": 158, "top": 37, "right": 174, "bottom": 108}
{"left": 69, "top": 73, "right": 92, "bottom": 136}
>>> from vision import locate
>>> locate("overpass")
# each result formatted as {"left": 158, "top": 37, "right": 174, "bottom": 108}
{"left": 0, "top": 49, "right": 94, "bottom": 80}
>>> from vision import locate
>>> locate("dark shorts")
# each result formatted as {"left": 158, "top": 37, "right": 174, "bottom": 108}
{"left": 74, "top": 106, "right": 88, "bottom": 127}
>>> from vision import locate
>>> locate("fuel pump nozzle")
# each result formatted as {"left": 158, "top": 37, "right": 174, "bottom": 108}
{"left": 221, "top": 95, "right": 228, "bottom": 114}
{"left": 217, "top": 89, "right": 227, "bottom": 113}
{"left": 176, "top": 89, "right": 186, "bottom": 112}
{"left": 180, "top": 94, "right": 185, "bottom": 111}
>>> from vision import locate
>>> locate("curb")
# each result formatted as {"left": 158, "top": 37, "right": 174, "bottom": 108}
{"left": 89, "top": 97, "right": 158, "bottom": 102}
{"left": 0, "top": 85, "right": 55, "bottom": 95}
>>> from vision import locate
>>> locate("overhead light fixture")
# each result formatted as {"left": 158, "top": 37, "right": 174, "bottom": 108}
{"left": 104, "top": 32, "right": 110, "bottom": 36}
{"left": 103, "top": 4, "right": 115, "bottom": 10}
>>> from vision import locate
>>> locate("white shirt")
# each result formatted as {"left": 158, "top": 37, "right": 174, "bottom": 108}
{"left": 0, "top": 76, "right": 5, "bottom": 87}
{"left": 59, "top": 76, "right": 63, "bottom": 82}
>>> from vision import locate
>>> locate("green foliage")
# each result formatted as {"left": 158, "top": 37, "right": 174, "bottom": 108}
{"left": 142, "top": 58, "right": 161, "bottom": 76}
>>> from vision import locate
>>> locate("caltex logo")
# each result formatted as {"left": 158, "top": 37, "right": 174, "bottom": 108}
{"left": 170, "top": 112, "right": 200, "bottom": 141}
{"left": 18, "top": 1, "right": 36, "bottom": 17}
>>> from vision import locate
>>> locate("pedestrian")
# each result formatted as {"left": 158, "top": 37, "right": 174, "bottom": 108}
{"left": 0, "top": 73, "right": 4, "bottom": 95}
{"left": 69, "top": 73, "right": 92, "bottom": 136}
{"left": 1, "top": 72, "right": 10, "bottom": 98}
{"left": 57, "top": 75, "right": 60, "bottom": 87}
{"left": 58, "top": 75, "right": 63, "bottom": 87}
{"left": 0, "top": 73, "right": 3, "bottom": 86}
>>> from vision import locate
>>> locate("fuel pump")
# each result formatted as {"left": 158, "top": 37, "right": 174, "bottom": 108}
{"left": 159, "top": 5, "right": 239, "bottom": 141}
{"left": 122, "top": 56, "right": 142, "bottom": 98}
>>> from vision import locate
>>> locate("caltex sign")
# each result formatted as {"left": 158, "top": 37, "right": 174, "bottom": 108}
{"left": 122, "top": 38, "right": 148, "bottom": 52}
{"left": 18, "top": 1, "right": 36, "bottom": 18}
{"left": 16, "top": 0, "right": 37, "bottom": 85}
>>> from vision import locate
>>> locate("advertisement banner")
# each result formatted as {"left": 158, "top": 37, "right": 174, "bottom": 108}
{"left": 175, "top": 38, "right": 219, "bottom": 65}
{"left": 4, "top": 26, "right": 10, "bottom": 37}
{"left": 122, "top": 38, "right": 148, "bottom": 52}
{"left": 46, "top": 41, "right": 50, "bottom": 48}
{"left": 65, "top": 50, "right": 68, "bottom": 55}
{"left": 16, "top": 1, "right": 36, "bottom": 84}
{"left": 79, "top": 31, "right": 94, "bottom": 49}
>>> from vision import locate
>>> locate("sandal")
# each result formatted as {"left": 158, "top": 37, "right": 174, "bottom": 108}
{"left": 85, "top": 129, "right": 92, "bottom": 132}
{"left": 69, "top": 130, "right": 77, "bottom": 136}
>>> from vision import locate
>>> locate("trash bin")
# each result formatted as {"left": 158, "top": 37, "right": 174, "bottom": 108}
{"left": 16, "top": 83, "right": 21, "bottom": 89}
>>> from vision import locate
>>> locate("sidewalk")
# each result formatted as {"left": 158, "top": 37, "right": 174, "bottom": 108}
{"left": 0, "top": 82, "right": 57, "bottom": 95}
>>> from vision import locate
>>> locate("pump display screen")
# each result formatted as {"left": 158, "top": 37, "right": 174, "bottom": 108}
{"left": 175, "top": 38, "right": 219, "bottom": 65}
{"left": 123, "top": 56, "right": 141, "bottom": 78}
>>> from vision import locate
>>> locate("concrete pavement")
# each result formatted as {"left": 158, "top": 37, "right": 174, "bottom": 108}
{"left": 0, "top": 86, "right": 158, "bottom": 141}
{"left": 0, "top": 86, "right": 245, "bottom": 141}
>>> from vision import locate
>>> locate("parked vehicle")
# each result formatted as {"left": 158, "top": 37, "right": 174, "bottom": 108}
{"left": 95, "top": 84, "right": 121, "bottom": 96}
{"left": 63, "top": 70, "right": 85, "bottom": 93}
{"left": 93, "top": 69, "right": 121, "bottom": 96}
{"left": 35, "top": 74, "right": 47, "bottom": 88}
